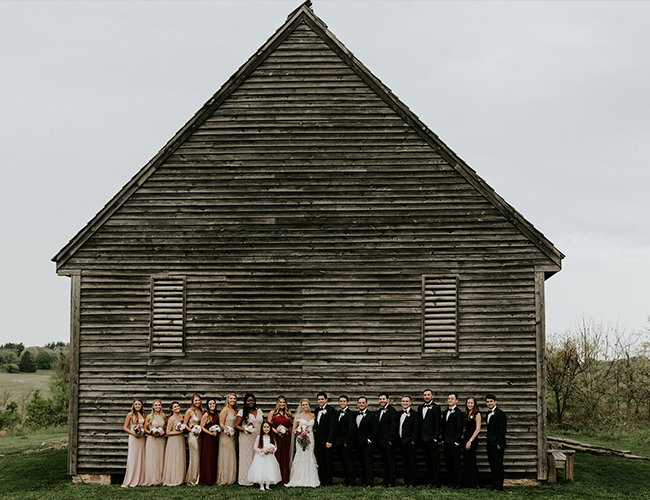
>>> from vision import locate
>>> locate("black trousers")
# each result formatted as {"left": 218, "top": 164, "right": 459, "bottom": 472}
{"left": 400, "top": 441, "right": 418, "bottom": 486}
{"left": 315, "top": 441, "right": 334, "bottom": 486}
{"left": 337, "top": 443, "right": 355, "bottom": 486}
{"left": 443, "top": 442, "right": 462, "bottom": 487}
{"left": 421, "top": 440, "right": 441, "bottom": 487}
{"left": 356, "top": 442, "right": 374, "bottom": 486}
{"left": 377, "top": 442, "right": 396, "bottom": 486}
{"left": 486, "top": 444, "right": 505, "bottom": 490}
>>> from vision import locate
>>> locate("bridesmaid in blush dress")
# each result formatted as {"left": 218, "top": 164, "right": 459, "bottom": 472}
{"left": 162, "top": 401, "right": 186, "bottom": 486}
{"left": 199, "top": 398, "right": 219, "bottom": 485}
{"left": 463, "top": 396, "right": 482, "bottom": 489}
{"left": 122, "top": 399, "right": 146, "bottom": 487}
{"left": 184, "top": 394, "right": 204, "bottom": 485}
{"left": 268, "top": 395, "right": 293, "bottom": 485}
{"left": 217, "top": 393, "right": 238, "bottom": 485}
{"left": 143, "top": 399, "right": 166, "bottom": 485}
{"left": 235, "top": 393, "right": 263, "bottom": 486}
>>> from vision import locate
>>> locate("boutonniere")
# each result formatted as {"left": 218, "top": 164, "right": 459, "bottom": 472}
{"left": 406, "top": 413, "right": 411, "bottom": 418}
{"left": 321, "top": 409, "right": 327, "bottom": 415}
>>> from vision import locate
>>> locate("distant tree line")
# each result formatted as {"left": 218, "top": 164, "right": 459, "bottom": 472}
{"left": 0, "top": 342, "right": 69, "bottom": 431}
{"left": 547, "top": 317, "right": 650, "bottom": 429}
{"left": 0, "top": 341, "right": 66, "bottom": 374}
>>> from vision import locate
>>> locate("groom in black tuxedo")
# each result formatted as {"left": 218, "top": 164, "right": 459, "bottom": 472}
{"left": 418, "top": 388, "right": 442, "bottom": 487}
{"left": 355, "top": 396, "right": 378, "bottom": 487}
{"left": 442, "top": 392, "right": 464, "bottom": 489}
{"left": 335, "top": 395, "right": 356, "bottom": 486}
{"left": 485, "top": 393, "right": 507, "bottom": 491}
{"left": 314, "top": 391, "right": 337, "bottom": 486}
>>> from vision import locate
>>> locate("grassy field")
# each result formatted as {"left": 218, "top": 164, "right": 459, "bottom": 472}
{"left": 2, "top": 437, "right": 650, "bottom": 500}
{"left": 0, "top": 369, "right": 53, "bottom": 405}
{"left": 0, "top": 426, "right": 68, "bottom": 455}
{"left": 549, "top": 426, "right": 650, "bottom": 458}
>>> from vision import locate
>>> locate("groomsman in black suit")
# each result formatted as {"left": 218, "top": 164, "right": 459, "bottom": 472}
{"left": 442, "top": 392, "right": 464, "bottom": 488}
{"left": 314, "top": 391, "right": 338, "bottom": 486}
{"left": 485, "top": 393, "right": 507, "bottom": 491}
{"left": 335, "top": 395, "right": 356, "bottom": 486}
{"left": 355, "top": 396, "right": 378, "bottom": 487}
{"left": 418, "top": 388, "right": 442, "bottom": 487}
{"left": 398, "top": 394, "right": 421, "bottom": 487}
{"left": 376, "top": 393, "right": 398, "bottom": 487}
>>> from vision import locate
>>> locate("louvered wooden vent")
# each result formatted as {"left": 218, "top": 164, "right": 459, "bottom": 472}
{"left": 150, "top": 276, "right": 186, "bottom": 355}
{"left": 422, "top": 276, "right": 458, "bottom": 356}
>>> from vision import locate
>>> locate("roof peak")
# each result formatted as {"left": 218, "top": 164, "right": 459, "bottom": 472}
{"left": 287, "top": 0, "right": 313, "bottom": 21}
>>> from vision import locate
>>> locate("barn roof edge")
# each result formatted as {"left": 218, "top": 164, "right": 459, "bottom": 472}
{"left": 53, "top": 1, "right": 564, "bottom": 273}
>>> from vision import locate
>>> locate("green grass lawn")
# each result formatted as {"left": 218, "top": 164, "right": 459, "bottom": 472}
{"left": 2, "top": 442, "right": 650, "bottom": 500}
{"left": 0, "top": 369, "right": 53, "bottom": 404}
{"left": 0, "top": 426, "right": 68, "bottom": 455}
{"left": 549, "top": 426, "right": 650, "bottom": 458}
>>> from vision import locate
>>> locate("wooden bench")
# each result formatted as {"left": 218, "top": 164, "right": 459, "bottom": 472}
{"left": 547, "top": 449, "right": 575, "bottom": 483}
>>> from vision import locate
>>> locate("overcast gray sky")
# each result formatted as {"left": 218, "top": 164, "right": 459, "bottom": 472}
{"left": 1, "top": 1, "right": 648, "bottom": 347}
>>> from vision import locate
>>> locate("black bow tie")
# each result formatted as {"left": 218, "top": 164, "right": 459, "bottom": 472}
{"left": 403, "top": 409, "right": 410, "bottom": 414}
{"left": 424, "top": 403, "right": 432, "bottom": 407}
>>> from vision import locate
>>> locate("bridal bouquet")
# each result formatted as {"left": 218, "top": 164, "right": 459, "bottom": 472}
{"left": 223, "top": 425, "right": 235, "bottom": 437}
{"left": 295, "top": 425, "right": 311, "bottom": 451}
{"left": 244, "top": 423, "right": 255, "bottom": 435}
{"left": 132, "top": 424, "right": 145, "bottom": 436}
{"left": 209, "top": 424, "right": 221, "bottom": 434}
{"left": 175, "top": 422, "right": 186, "bottom": 432}
{"left": 276, "top": 425, "right": 288, "bottom": 437}
{"left": 151, "top": 426, "right": 165, "bottom": 437}
{"left": 191, "top": 425, "right": 202, "bottom": 436}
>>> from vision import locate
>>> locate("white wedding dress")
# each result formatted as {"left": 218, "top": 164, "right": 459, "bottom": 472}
{"left": 285, "top": 418, "right": 320, "bottom": 488}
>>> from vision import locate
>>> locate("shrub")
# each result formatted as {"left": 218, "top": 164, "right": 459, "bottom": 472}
{"left": 25, "top": 388, "right": 69, "bottom": 429}
{"left": 3, "top": 363, "right": 20, "bottom": 374}
{"left": 0, "top": 401, "right": 21, "bottom": 430}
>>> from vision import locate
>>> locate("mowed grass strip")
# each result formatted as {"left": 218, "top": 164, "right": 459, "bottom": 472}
{"left": 3, "top": 449, "right": 650, "bottom": 500}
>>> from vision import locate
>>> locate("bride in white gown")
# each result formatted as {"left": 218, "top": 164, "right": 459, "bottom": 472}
{"left": 285, "top": 398, "right": 320, "bottom": 488}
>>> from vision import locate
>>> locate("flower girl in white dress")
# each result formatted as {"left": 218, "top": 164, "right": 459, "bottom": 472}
{"left": 248, "top": 421, "right": 282, "bottom": 490}
{"left": 285, "top": 398, "right": 320, "bottom": 488}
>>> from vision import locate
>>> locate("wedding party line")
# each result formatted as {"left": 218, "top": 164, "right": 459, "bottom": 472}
{"left": 121, "top": 390, "right": 508, "bottom": 491}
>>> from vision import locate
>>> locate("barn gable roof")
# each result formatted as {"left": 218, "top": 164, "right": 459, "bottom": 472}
{"left": 53, "top": 1, "right": 564, "bottom": 274}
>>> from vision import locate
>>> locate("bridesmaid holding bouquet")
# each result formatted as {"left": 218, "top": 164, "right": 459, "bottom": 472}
{"left": 199, "top": 398, "right": 219, "bottom": 485}
{"left": 121, "top": 398, "right": 146, "bottom": 487}
{"left": 143, "top": 399, "right": 166, "bottom": 485}
{"left": 217, "top": 393, "right": 238, "bottom": 485}
{"left": 184, "top": 394, "right": 204, "bottom": 485}
{"left": 162, "top": 401, "right": 186, "bottom": 486}
{"left": 235, "top": 393, "right": 263, "bottom": 486}
{"left": 268, "top": 395, "right": 293, "bottom": 485}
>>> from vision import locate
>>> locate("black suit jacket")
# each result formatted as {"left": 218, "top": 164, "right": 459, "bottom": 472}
{"left": 418, "top": 402, "right": 441, "bottom": 442}
{"left": 442, "top": 407, "right": 464, "bottom": 444}
{"left": 398, "top": 408, "right": 421, "bottom": 445}
{"left": 486, "top": 407, "right": 507, "bottom": 448}
{"left": 314, "top": 404, "right": 338, "bottom": 445}
{"left": 355, "top": 410, "right": 378, "bottom": 445}
{"left": 376, "top": 404, "right": 399, "bottom": 446}
{"left": 335, "top": 407, "right": 356, "bottom": 446}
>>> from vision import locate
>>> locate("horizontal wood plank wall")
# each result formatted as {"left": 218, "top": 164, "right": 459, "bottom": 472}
{"left": 62, "top": 22, "right": 553, "bottom": 476}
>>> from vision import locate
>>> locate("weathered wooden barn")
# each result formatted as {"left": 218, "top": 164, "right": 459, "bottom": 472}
{"left": 54, "top": 1, "right": 563, "bottom": 482}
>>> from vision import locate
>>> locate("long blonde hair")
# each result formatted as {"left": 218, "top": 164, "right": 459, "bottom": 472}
{"left": 223, "top": 392, "right": 238, "bottom": 412}
{"left": 149, "top": 399, "right": 166, "bottom": 424}
{"left": 272, "top": 395, "right": 293, "bottom": 420}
